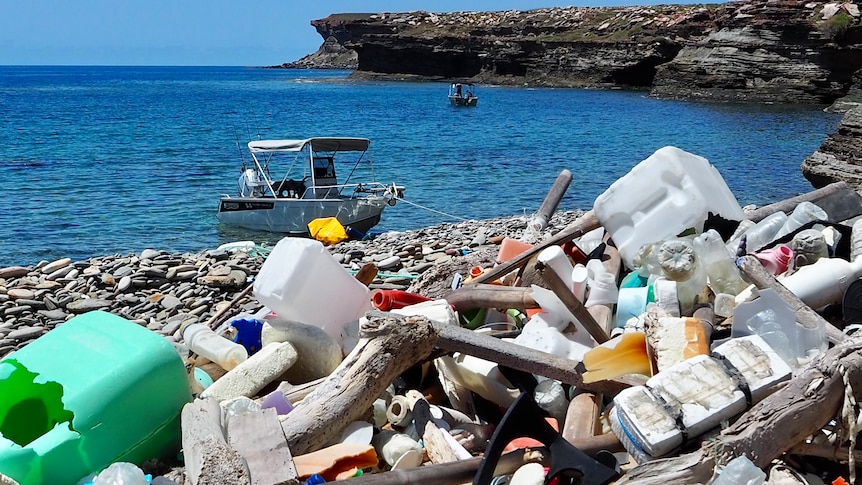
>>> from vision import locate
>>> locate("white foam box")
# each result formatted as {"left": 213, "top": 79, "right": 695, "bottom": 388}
{"left": 611, "top": 385, "right": 682, "bottom": 457}
{"left": 646, "top": 354, "right": 746, "bottom": 439}
{"left": 712, "top": 334, "right": 792, "bottom": 403}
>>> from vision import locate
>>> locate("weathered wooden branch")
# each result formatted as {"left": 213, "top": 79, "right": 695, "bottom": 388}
{"left": 616, "top": 337, "right": 862, "bottom": 484}
{"left": 430, "top": 319, "right": 641, "bottom": 395}
{"left": 280, "top": 311, "right": 436, "bottom": 455}
{"left": 468, "top": 210, "right": 600, "bottom": 285}
{"left": 537, "top": 260, "right": 610, "bottom": 344}
{"left": 406, "top": 390, "right": 464, "bottom": 464}
{"left": 744, "top": 181, "right": 858, "bottom": 223}
{"left": 181, "top": 398, "right": 250, "bottom": 485}
{"left": 444, "top": 284, "right": 538, "bottom": 313}
{"left": 788, "top": 441, "right": 862, "bottom": 464}
{"left": 330, "top": 448, "right": 549, "bottom": 485}
{"left": 734, "top": 254, "right": 845, "bottom": 345}
{"left": 227, "top": 407, "right": 298, "bottom": 485}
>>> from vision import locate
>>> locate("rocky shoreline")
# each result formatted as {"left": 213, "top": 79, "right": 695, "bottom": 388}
{"left": 284, "top": 1, "right": 862, "bottom": 106}
{"left": 0, "top": 211, "right": 585, "bottom": 360}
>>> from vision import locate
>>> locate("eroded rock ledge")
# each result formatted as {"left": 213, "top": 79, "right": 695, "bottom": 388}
{"left": 286, "top": 1, "right": 862, "bottom": 105}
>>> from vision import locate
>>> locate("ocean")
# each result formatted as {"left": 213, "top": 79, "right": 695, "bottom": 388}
{"left": 0, "top": 65, "right": 844, "bottom": 267}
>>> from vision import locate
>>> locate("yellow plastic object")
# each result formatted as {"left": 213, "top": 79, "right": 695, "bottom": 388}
{"left": 308, "top": 217, "right": 349, "bottom": 245}
{"left": 581, "top": 331, "right": 652, "bottom": 384}
{"left": 0, "top": 311, "right": 192, "bottom": 485}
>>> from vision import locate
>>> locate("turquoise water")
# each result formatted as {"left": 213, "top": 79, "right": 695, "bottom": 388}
{"left": 0, "top": 66, "right": 843, "bottom": 266}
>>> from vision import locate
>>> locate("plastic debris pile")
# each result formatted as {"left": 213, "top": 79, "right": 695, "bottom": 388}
{"left": 4, "top": 146, "right": 862, "bottom": 485}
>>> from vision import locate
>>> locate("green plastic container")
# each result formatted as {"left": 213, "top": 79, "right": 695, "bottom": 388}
{"left": 0, "top": 311, "right": 192, "bottom": 485}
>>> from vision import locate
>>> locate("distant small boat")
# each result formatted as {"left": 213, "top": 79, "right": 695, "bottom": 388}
{"left": 449, "top": 82, "right": 478, "bottom": 107}
{"left": 217, "top": 137, "right": 404, "bottom": 235}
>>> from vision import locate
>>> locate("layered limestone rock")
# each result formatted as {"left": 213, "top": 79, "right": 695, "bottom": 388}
{"left": 307, "top": 6, "right": 719, "bottom": 88}
{"left": 651, "top": 2, "right": 862, "bottom": 103}
{"left": 290, "top": 1, "right": 862, "bottom": 105}
{"left": 801, "top": 106, "right": 862, "bottom": 188}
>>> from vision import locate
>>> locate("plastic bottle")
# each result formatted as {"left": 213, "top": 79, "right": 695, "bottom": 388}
{"left": 91, "top": 462, "right": 149, "bottom": 485}
{"left": 710, "top": 455, "right": 766, "bottom": 485}
{"left": 585, "top": 271, "right": 619, "bottom": 307}
{"left": 693, "top": 229, "right": 749, "bottom": 296}
{"left": 780, "top": 256, "right": 862, "bottom": 310}
{"left": 742, "top": 309, "right": 795, "bottom": 366}
{"left": 774, "top": 201, "right": 828, "bottom": 240}
{"left": 737, "top": 211, "right": 788, "bottom": 253}
{"left": 657, "top": 239, "right": 708, "bottom": 315}
{"left": 181, "top": 323, "right": 248, "bottom": 370}
{"left": 571, "top": 264, "right": 589, "bottom": 301}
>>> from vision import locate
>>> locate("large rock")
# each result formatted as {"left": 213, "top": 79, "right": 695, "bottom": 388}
{"left": 651, "top": 2, "right": 862, "bottom": 104}
{"left": 285, "top": 1, "right": 862, "bottom": 105}
{"left": 801, "top": 106, "right": 862, "bottom": 188}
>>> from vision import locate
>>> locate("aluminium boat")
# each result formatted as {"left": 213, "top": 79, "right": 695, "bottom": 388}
{"left": 217, "top": 137, "right": 404, "bottom": 235}
{"left": 448, "top": 82, "right": 478, "bottom": 107}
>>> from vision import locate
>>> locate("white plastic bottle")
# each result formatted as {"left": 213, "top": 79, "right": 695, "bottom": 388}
{"left": 774, "top": 201, "right": 827, "bottom": 240}
{"left": 182, "top": 323, "right": 248, "bottom": 370}
{"left": 657, "top": 239, "right": 708, "bottom": 315}
{"left": 739, "top": 211, "right": 788, "bottom": 253}
{"left": 693, "top": 229, "right": 749, "bottom": 296}
{"left": 780, "top": 256, "right": 862, "bottom": 309}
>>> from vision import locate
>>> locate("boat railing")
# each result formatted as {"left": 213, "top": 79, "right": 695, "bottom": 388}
{"left": 301, "top": 181, "right": 395, "bottom": 199}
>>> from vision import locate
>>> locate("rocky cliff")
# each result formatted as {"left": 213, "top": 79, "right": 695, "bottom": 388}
{"left": 801, "top": 106, "right": 862, "bottom": 188}
{"left": 293, "top": 1, "right": 862, "bottom": 105}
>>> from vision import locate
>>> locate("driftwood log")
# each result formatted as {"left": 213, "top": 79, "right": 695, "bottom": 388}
{"left": 734, "top": 254, "right": 845, "bottom": 345}
{"left": 615, "top": 336, "right": 862, "bottom": 484}
{"left": 468, "top": 210, "right": 601, "bottom": 285}
{"left": 181, "top": 398, "right": 250, "bottom": 485}
{"left": 280, "top": 311, "right": 437, "bottom": 455}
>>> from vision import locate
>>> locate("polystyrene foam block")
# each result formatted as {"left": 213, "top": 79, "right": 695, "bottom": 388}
{"left": 713, "top": 334, "right": 792, "bottom": 403}
{"left": 612, "top": 385, "right": 682, "bottom": 457}
{"left": 594, "top": 146, "right": 745, "bottom": 269}
{"left": 646, "top": 354, "right": 746, "bottom": 439}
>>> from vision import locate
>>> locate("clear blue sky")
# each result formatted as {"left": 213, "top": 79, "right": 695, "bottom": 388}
{"left": 0, "top": 0, "right": 712, "bottom": 66}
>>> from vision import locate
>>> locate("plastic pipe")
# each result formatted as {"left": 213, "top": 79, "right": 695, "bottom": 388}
{"left": 386, "top": 395, "right": 414, "bottom": 427}
{"left": 371, "top": 289, "right": 433, "bottom": 311}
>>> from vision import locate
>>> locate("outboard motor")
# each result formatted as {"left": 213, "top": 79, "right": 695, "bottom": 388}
{"left": 238, "top": 168, "right": 262, "bottom": 197}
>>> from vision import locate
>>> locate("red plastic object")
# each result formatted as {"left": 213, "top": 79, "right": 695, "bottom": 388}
{"left": 833, "top": 477, "right": 849, "bottom": 485}
{"left": 371, "top": 289, "right": 433, "bottom": 311}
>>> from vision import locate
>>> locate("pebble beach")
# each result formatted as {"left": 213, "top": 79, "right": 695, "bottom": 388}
{"left": 0, "top": 211, "right": 587, "bottom": 360}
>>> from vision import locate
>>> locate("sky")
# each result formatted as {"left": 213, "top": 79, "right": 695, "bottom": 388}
{"left": 0, "top": 0, "right": 711, "bottom": 66}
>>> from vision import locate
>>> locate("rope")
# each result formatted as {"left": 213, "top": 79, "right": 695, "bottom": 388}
{"left": 397, "top": 197, "right": 471, "bottom": 222}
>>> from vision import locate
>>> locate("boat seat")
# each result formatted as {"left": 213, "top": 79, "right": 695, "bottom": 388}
{"left": 273, "top": 179, "right": 306, "bottom": 199}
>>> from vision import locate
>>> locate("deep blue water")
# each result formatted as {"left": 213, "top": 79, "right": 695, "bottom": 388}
{"left": 0, "top": 66, "right": 844, "bottom": 266}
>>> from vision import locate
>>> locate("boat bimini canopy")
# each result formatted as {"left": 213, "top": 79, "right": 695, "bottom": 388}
{"left": 247, "top": 138, "right": 371, "bottom": 154}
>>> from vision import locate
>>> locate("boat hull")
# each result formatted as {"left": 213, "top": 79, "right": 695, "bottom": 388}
{"left": 449, "top": 95, "right": 478, "bottom": 107}
{"left": 216, "top": 196, "right": 388, "bottom": 235}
